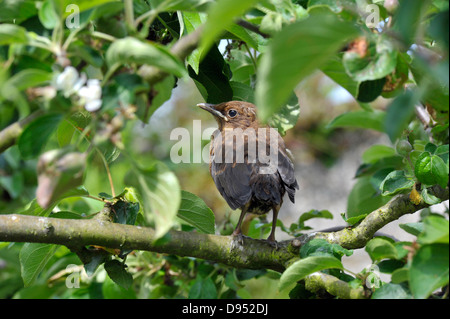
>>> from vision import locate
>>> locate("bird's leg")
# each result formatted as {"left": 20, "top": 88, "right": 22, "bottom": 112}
{"left": 267, "top": 204, "right": 280, "bottom": 244}
{"left": 231, "top": 207, "right": 247, "bottom": 247}
{"left": 232, "top": 208, "right": 247, "bottom": 236}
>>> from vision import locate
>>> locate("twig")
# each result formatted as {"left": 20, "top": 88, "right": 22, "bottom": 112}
{"left": 138, "top": 26, "right": 204, "bottom": 84}
{"left": 0, "top": 110, "right": 44, "bottom": 154}
{"left": 237, "top": 19, "right": 270, "bottom": 39}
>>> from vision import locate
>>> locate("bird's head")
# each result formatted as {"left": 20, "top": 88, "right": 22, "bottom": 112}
{"left": 197, "top": 101, "right": 258, "bottom": 130}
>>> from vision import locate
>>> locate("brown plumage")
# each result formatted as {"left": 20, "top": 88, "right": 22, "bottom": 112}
{"left": 198, "top": 101, "right": 299, "bottom": 242}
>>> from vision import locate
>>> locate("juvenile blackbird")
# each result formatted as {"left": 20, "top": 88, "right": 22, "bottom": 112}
{"left": 198, "top": 101, "right": 298, "bottom": 243}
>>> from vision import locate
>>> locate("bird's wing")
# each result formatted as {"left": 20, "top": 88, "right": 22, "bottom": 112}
{"left": 211, "top": 161, "right": 253, "bottom": 210}
{"left": 209, "top": 130, "right": 253, "bottom": 210}
{"left": 276, "top": 136, "right": 299, "bottom": 203}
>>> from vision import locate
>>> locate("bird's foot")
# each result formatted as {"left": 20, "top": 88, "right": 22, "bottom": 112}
{"left": 265, "top": 239, "right": 279, "bottom": 250}
{"left": 265, "top": 234, "right": 279, "bottom": 249}
{"left": 230, "top": 232, "right": 247, "bottom": 250}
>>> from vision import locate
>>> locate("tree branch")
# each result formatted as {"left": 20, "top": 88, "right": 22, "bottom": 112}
{"left": 0, "top": 187, "right": 447, "bottom": 275}
{"left": 0, "top": 110, "right": 43, "bottom": 154}
{"left": 0, "top": 213, "right": 297, "bottom": 272}
{"left": 304, "top": 272, "right": 368, "bottom": 299}
{"left": 306, "top": 186, "right": 449, "bottom": 249}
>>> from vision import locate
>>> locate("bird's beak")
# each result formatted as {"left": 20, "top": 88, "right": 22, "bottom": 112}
{"left": 197, "top": 103, "right": 229, "bottom": 122}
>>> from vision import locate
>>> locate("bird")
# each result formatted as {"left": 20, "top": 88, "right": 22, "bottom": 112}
{"left": 197, "top": 101, "right": 299, "bottom": 243}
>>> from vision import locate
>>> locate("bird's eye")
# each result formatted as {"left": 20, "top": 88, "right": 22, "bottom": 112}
{"left": 228, "top": 109, "right": 238, "bottom": 118}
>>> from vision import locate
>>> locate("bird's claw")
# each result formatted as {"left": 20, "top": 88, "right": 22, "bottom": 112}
{"left": 265, "top": 239, "right": 279, "bottom": 250}
{"left": 230, "top": 232, "right": 246, "bottom": 250}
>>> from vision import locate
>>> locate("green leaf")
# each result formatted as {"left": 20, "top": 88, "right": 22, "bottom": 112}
{"left": 362, "top": 145, "right": 396, "bottom": 164}
{"left": 371, "top": 283, "right": 412, "bottom": 299}
{"left": 224, "top": 270, "right": 243, "bottom": 291}
{"left": 379, "top": 170, "right": 415, "bottom": 196}
{"left": 321, "top": 54, "right": 359, "bottom": 97}
{"left": 102, "top": 275, "right": 136, "bottom": 299}
{"left": 0, "top": 171, "right": 23, "bottom": 199}
{"left": 126, "top": 162, "right": 181, "bottom": 239}
{"left": 365, "top": 238, "right": 398, "bottom": 261}
{"left": 38, "top": 0, "right": 61, "bottom": 29}
{"left": 178, "top": 190, "right": 215, "bottom": 234}
{"left": 393, "top": 0, "right": 431, "bottom": 47}
{"left": 421, "top": 188, "right": 441, "bottom": 205}
{"left": 150, "top": 0, "right": 211, "bottom": 12}
{"left": 106, "top": 37, "right": 186, "bottom": 77}
{"left": 0, "top": 24, "right": 28, "bottom": 45}
{"left": 0, "top": 0, "right": 38, "bottom": 24}
{"left": 415, "top": 152, "right": 449, "bottom": 187}
{"left": 298, "top": 210, "right": 333, "bottom": 226}
{"left": 300, "top": 239, "right": 352, "bottom": 260}
{"left": 435, "top": 144, "right": 449, "bottom": 165}
{"left": 142, "top": 75, "right": 175, "bottom": 122}
{"left": 344, "top": 213, "right": 368, "bottom": 226}
{"left": 188, "top": 45, "right": 233, "bottom": 104}
{"left": 356, "top": 78, "right": 387, "bottom": 103}
{"left": 228, "top": 49, "right": 255, "bottom": 85}
{"left": 69, "top": 45, "right": 103, "bottom": 68}
{"left": 6, "top": 69, "right": 53, "bottom": 91}
{"left": 189, "top": 276, "right": 218, "bottom": 299}
{"left": 327, "top": 110, "right": 386, "bottom": 132}
{"left": 343, "top": 37, "right": 397, "bottom": 82}
{"left": 409, "top": 244, "right": 449, "bottom": 299}
{"left": 20, "top": 243, "right": 57, "bottom": 286}
{"left": 391, "top": 267, "right": 409, "bottom": 284}
{"left": 399, "top": 222, "right": 424, "bottom": 236}
{"left": 200, "top": 0, "right": 259, "bottom": 53}
{"left": 279, "top": 256, "right": 343, "bottom": 291}
{"left": 61, "top": 0, "right": 120, "bottom": 18}
{"left": 418, "top": 216, "right": 449, "bottom": 244}
{"left": 181, "top": 11, "right": 206, "bottom": 74}
{"left": 255, "top": 10, "right": 359, "bottom": 122}
{"left": 56, "top": 119, "right": 76, "bottom": 147}
{"left": 84, "top": 254, "right": 111, "bottom": 277}
{"left": 18, "top": 114, "right": 63, "bottom": 159}
{"left": 347, "top": 176, "right": 392, "bottom": 219}
{"left": 385, "top": 90, "right": 418, "bottom": 143}
{"left": 49, "top": 210, "right": 83, "bottom": 219}
{"left": 112, "top": 200, "right": 140, "bottom": 226}
{"left": 230, "top": 81, "right": 255, "bottom": 103}
{"left": 267, "top": 92, "right": 300, "bottom": 135}
{"left": 225, "top": 23, "right": 259, "bottom": 51}
{"left": 104, "top": 260, "right": 133, "bottom": 290}
{"left": 424, "top": 142, "right": 437, "bottom": 154}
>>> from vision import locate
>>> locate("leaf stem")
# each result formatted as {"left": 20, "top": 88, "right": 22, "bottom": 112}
{"left": 244, "top": 42, "right": 258, "bottom": 71}
{"left": 124, "top": 0, "right": 135, "bottom": 32}
{"left": 135, "top": 9, "right": 158, "bottom": 28}
{"left": 86, "top": 194, "right": 107, "bottom": 203}
{"left": 91, "top": 31, "right": 117, "bottom": 42}
{"left": 102, "top": 62, "right": 121, "bottom": 86}
{"left": 96, "top": 147, "right": 116, "bottom": 198}
{"left": 62, "top": 27, "right": 84, "bottom": 51}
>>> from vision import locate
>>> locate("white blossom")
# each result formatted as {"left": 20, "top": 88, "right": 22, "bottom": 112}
{"left": 78, "top": 79, "right": 102, "bottom": 112}
{"left": 54, "top": 66, "right": 102, "bottom": 112}
{"left": 55, "top": 66, "right": 83, "bottom": 97}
